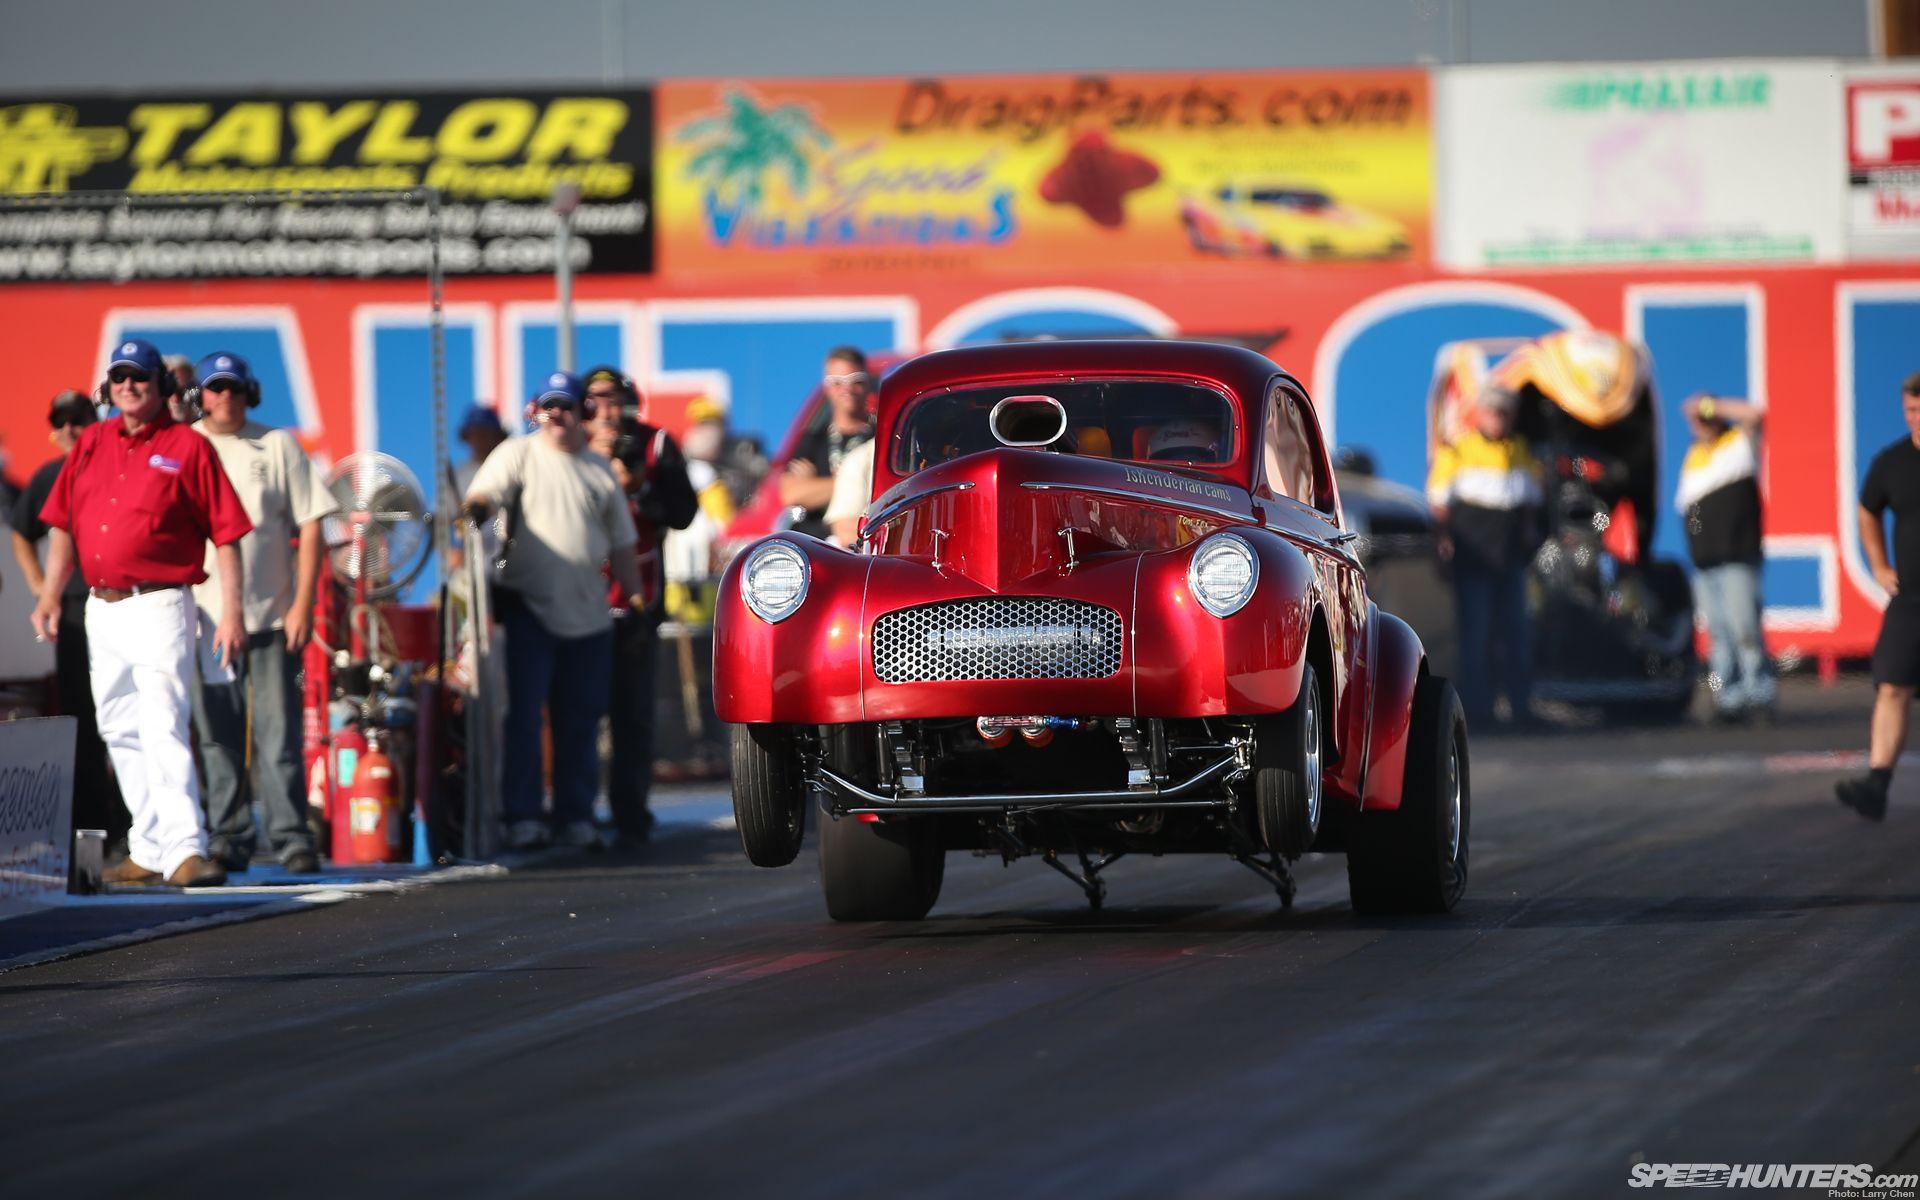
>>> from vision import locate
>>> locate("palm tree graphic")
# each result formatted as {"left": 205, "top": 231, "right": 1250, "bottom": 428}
{"left": 677, "top": 89, "right": 832, "bottom": 211}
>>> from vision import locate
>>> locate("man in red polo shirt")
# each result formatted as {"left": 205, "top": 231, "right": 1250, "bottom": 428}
{"left": 31, "top": 338, "right": 253, "bottom": 887}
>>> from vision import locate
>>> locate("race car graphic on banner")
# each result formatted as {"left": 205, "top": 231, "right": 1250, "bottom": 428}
{"left": 0, "top": 89, "right": 654, "bottom": 281}
{"left": 654, "top": 70, "right": 1431, "bottom": 273}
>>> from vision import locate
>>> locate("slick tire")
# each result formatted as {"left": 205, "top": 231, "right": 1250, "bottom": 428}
{"left": 1346, "top": 673, "right": 1470, "bottom": 915}
{"left": 731, "top": 724, "right": 805, "bottom": 868}
{"left": 818, "top": 807, "right": 945, "bottom": 922}
{"left": 816, "top": 723, "right": 944, "bottom": 921}
{"left": 1256, "top": 664, "right": 1324, "bottom": 859}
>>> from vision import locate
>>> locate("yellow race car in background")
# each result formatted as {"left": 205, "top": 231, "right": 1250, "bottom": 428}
{"left": 1180, "top": 183, "right": 1411, "bottom": 260}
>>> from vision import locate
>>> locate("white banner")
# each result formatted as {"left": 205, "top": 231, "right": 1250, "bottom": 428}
{"left": 1845, "top": 67, "right": 1920, "bottom": 258}
{"left": 0, "top": 717, "right": 74, "bottom": 915}
{"left": 1438, "top": 60, "right": 1845, "bottom": 267}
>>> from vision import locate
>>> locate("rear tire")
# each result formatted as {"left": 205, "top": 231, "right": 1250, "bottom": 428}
{"left": 819, "top": 808, "right": 945, "bottom": 921}
{"left": 816, "top": 723, "right": 944, "bottom": 921}
{"left": 1346, "top": 674, "right": 1469, "bottom": 914}
{"left": 731, "top": 724, "right": 805, "bottom": 868}
{"left": 1256, "top": 664, "right": 1323, "bottom": 859}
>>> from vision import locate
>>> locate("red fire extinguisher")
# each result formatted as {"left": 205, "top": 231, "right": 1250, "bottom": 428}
{"left": 346, "top": 733, "right": 406, "bottom": 865}
{"left": 327, "top": 723, "right": 367, "bottom": 864}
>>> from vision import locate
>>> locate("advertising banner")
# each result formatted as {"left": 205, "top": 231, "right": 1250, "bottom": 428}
{"left": 5, "top": 258, "right": 1914, "bottom": 661}
{"left": 1438, "top": 60, "right": 1845, "bottom": 267}
{"left": 1845, "top": 68, "right": 1920, "bottom": 258}
{"left": 655, "top": 70, "right": 1431, "bottom": 274}
{"left": 0, "top": 89, "right": 653, "bottom": 282}
{"left": 0, "top": 717, "right": 74, "bottom": 915}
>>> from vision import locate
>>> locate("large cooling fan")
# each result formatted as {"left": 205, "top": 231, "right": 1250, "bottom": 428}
{"left": 322, "top": 452, "right": 433, "bottom": 599}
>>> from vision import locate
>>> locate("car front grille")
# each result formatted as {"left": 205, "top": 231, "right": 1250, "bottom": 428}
{"left": 872, "top": 598, "right": 1124, "bottom": 684}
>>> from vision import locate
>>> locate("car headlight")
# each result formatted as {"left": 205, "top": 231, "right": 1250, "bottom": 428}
{"left": 1188, "top": 532, "right": 1258, "bottom": 618}
{"left": 741, "top": 540, "right": 809, "bottom": 623}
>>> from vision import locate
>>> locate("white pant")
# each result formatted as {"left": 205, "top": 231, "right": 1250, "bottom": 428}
{"left": 85, "top": 588, "right": 208, "bottom": 877}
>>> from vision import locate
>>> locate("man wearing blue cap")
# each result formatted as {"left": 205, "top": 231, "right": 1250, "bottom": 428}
{"left": 189, "top": 351, "right": 338, "bottom": 873}
{"left": 464, "top": 371, "right": 647, "bottom": 850}
{"left": 33, "top": 338, "right": 253, "bottom": 887}
{"left": 453, "top": 403, "right": 507, "bottom": 498}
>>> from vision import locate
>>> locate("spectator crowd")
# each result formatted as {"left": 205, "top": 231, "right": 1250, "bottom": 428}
{"left": 9, "top": 338, "right": 859, "bottom": 886}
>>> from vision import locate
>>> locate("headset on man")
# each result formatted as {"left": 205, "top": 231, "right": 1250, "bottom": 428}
{"left": 184, "top": 352, "right": 261, "bottom": 410}
{"left": 95, "top": 338, "right": 183, "bottom": 409}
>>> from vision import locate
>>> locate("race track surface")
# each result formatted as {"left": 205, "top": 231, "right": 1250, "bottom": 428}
{"left": 3, "top": 677, "right": 1918, "bottom": 1198}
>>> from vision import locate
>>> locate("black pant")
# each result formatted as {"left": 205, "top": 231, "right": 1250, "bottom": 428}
{"left": 608, "top": 612, "right": 659, "bottom": 834}
{"left": 59, "top": 596, "right": 127, "bottom": 842}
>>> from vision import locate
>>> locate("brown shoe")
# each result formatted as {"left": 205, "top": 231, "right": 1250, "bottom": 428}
{"left": 167, "top": 856, "right": 228, "bottom": 888}
{"left": 103, "top": 858, "right": 163, "bottom": 885}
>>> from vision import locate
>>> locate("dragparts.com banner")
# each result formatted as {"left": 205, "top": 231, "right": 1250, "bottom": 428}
{"left": 655, "top": 69, "right": 1433, "bottom": 274}
{"left": 0, "top": 89, "right": 654, "bottom": 281}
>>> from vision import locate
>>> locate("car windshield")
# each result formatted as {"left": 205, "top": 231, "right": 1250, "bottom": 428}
{"left": 890, "top": 379, "right": 1235, "bottom": 474}
{"left": 1249, "top": 189, "right": 1330, "bottom": 210}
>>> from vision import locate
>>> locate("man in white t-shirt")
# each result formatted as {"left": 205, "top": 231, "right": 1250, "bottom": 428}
{"left": 190, "top": 352, "right": 338, "bottom": 874}
{"left": 465, "top": 370, "right": 647, "bottom": 850}
{"left": 825, "top": 437, "right": 875, "bottom": 548}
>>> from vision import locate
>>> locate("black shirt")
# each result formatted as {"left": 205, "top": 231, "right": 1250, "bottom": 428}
{"left": 790, "top": 423, "right": 872, "bottom": 519}
{"left": 1861, "top": 437, "right": 1920, "bottom": 594}
{"left": 10, "top": 456, "right": 87, "bottom": 602}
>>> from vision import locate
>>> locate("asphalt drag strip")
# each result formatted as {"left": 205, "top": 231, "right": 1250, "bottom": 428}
{"left": 1, "top": 676, "right": 1917, "bottom": 1199}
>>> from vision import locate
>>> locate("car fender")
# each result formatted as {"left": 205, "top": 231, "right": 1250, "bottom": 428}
{"left": 713, "top": 536, "right": 869, "bottom": 725}
{"left": 1360, "top": 604, "right": 1426, "bottom": 812}
{"left": 1131, "top": 528, "right": 1316, "bottom": 717}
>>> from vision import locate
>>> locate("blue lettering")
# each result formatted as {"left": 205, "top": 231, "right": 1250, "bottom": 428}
{"left": 986, "top": 190, "right": 1017, "bottom": 242}
{"left": 703, "top": 194, "right": 745, "bottom": 245}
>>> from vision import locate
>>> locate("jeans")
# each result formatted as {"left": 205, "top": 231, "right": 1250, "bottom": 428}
{"left": 1454, "top": 559, "right": 1533, "bottom": 726}
{"left": 1692, "top": 562, "right": 1776, "bottom": 713}
{"left": 608, "top": 612, "right": 660, "bottom": 835}
{"left": 192, "top": 628, "right": 315, "bottom": 866}
{"left": 501, "top": 597, "right": 614, "bottom": 825}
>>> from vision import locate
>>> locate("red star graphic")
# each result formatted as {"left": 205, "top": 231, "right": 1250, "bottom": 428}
{"left": 1039, "top": 131, "right": 1161, "bottom": 229}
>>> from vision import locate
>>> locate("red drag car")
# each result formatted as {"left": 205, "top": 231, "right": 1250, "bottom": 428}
{"left": 715, "top": 340, "right": 1468, "bottom": 920}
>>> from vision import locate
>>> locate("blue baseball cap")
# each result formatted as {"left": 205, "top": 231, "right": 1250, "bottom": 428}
{"left": 534, "top": 370, "right": 585, "bottom": 407}
{"left": 459, "top": 403, "right": 505, "bottom": 435}
{"left": 195, "top": 351, "right": 253, "bottom": 388}
{"left": 107, "top": 338, "right": 164, "bottom": 375}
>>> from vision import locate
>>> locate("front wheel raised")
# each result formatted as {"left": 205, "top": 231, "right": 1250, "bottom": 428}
{"left": 731, "top": 724, "right": 805, "bottom": 867}
{"left": 818, "top": 808, "right": 945, "bottom": 921}
{"left": 1346, "top": 674, "right": 1469, "bottom": 914}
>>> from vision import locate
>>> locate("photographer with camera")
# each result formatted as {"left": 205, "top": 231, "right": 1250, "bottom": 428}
{"left": 584, "top": 366, "right": 696, "bottom": 844}
{"left": 465, "top": 370, "right": 649, "bottom": 851}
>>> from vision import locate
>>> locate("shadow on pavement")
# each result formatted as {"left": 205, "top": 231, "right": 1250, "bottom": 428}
{"left": 836, "top": 889, "right": 1920, "bottom": 940}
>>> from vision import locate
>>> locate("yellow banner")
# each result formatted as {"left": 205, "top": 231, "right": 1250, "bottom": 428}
{"left": 656, "top": 70, "right": 1431, "bottom": 274}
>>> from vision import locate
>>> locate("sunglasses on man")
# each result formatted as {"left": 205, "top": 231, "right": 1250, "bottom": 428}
{"left": 108, "top": 368, "right": 153, "bottom": 385}
{"left": 823, "top": 371, "right": 870, "bottom": 387}
{"left": 538, "top": 397, "right": 578, "bottom": 413}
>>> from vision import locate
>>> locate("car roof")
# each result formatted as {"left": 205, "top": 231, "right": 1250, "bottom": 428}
{"left": 880, "top": 339, "right": 1292, "bottom": 418}
{"left": 874, "top": 340, "right": 1303, "bottom": 493}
